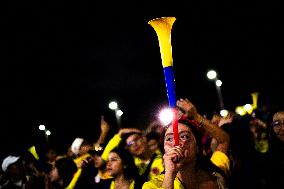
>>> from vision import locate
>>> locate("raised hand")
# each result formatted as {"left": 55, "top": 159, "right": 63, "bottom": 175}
{"left": 100, "top": 116, "right": 110, "bottom": 133}
{"left": 176, "top": 98, "right": 198, "bottom": 120}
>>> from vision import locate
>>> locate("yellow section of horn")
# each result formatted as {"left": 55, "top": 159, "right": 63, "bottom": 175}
{"left": 251, "top": 92, "right": 259, "bottom": 110}
{"left": 148, "top": 17, "right": 176, "bottom": 68}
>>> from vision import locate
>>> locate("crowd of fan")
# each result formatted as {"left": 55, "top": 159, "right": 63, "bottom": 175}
{"left": 0, "top": 98, "right": 283, "bottom": 189}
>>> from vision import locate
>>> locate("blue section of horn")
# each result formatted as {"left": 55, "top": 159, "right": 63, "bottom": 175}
{"left": 163, "top": 66, "right": 177, "bottom": 108}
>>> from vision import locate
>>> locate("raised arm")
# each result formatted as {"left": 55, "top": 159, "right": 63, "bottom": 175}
{"left": 94, "top": 116, "right": 110, "bottom": 150}
{"left": 177, "top": 98, "right": 230, "bottom": 154}
{"left": 101, "top": 128, "right": 141, "bottom": 161}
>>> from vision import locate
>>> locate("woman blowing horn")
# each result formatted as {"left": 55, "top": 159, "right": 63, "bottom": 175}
{"left": 143, "top": 98, "right": 230, "bottom": 189}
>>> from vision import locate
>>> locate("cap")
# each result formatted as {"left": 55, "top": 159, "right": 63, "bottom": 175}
{"left": 1, "top": 155, "right": 20, "bottom": 172}
{"left": 70, "top": 138, "right": 84, "bottom": 155}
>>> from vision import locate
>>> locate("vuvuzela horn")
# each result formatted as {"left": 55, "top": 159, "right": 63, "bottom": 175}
{"left": 251, "top": 92, "right": 259, "bottom": 110}
{"left": 148, "top": 17, "right": 179, "bottom": 145}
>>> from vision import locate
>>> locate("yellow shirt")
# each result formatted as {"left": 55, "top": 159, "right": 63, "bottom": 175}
{"left": 134, "top": 153, "right": 164, "bottom": 180}
{"left": 65, "top": 153, "right": 92, "bottom": 189}
{"left": 110, "top": 180, "right": 135, "bottom": 189}
{"left": 142, "top": 175, "right": 185, "bottom": 189}
{"left": 102, "top": 134, "right": 164, "bottom": 180}
{"left": 142, "top": 151, "right": 230, "bottom": 189}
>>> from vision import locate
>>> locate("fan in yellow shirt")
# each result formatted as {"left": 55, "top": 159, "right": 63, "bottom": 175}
{"left": 143, "top": 98, "right": 230, "bottom": 189}
{"left": 102, "top": 128, "right": 164, "bottom": 182}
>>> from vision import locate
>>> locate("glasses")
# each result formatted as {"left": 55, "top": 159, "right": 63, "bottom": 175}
{"left": 126, "top": 137, "right": 142, "bottom": 148}
{"left": 108, "top": 157, "right": 121, "bottom": 163}
{"left": 271, "top": 120, "right": 284, "bottom": 130}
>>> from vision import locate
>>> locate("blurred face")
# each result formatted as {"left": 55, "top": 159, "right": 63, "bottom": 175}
{"left": 6, "top": 162, "right": 25, "bottom": 181}
{"left": 49, "top": 167, "right": 60, "bottom": 182}
{"left": 46, "top": 149, "right": 57, "bottom": 162}
{"left": 126, "top": 134, "right": 146, "bottom": 156}
{"left": 66, "top": 147, "right": 75, "bottom": 158}
{"left": 93, "top": 155, "right": 104, "bottom": 168}
{"left": 272, "top": 112, "right": 284, "bottom": 142}
{"left": 164, "top": 123, "right": 197, "bottom": 163}
{"left": 148, "top": 139, "right": 159, "bottom": 153}
{"left": 106, "top": 152, "right": 123, "bottom": 177}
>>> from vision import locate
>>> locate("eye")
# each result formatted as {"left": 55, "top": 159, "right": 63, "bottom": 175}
{"left": 180, "top": 133, "right": 190, "bottom": 141}
{"left": 165, "top": 135, "right": 174, "bottom": 142}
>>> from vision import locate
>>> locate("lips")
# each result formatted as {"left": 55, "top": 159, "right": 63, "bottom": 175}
{"left": 106, "top": 167, "right": 112, "bottom": 172}
{"left": 134, "top": 146, "right": 141, "bottom": 152}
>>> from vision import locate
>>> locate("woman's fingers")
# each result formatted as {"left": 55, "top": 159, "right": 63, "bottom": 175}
{"left": 167, "top": 147, "right": 185, "bottom": 162}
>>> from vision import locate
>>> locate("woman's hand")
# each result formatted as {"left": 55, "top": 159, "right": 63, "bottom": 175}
{"left": 163, "top": 146, "right": 188, "bottom": 174}
{"left": 177, "top": 98, "right": 199, "bottom": 120}
{"left": 162, "top": 146, "right": 189, "bottom": 189}
{"left": 100, "top": 116, "right": 110, "bottom": 133}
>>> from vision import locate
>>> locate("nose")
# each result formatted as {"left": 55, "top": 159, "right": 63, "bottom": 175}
{"left": 106, "top": 162, "right": 111, "bottom": 169}
{"left": 178, "top": 140, "right": 186, "bottom": 148}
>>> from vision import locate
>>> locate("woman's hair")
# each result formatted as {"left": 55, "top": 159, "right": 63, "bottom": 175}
{"left": 55, "top": 157, "right": 78, "bottom": 187}
{"left": 110, "top": 147, "right": 139, "bottom": 180}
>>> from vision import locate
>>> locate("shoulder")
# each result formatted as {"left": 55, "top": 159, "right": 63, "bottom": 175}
{"left": 142, "top": 174, "right": 164, "bottom": 189}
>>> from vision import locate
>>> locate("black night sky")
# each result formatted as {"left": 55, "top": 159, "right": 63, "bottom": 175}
{"left": 0, "top": 1, "right": 283, "bottom": 158}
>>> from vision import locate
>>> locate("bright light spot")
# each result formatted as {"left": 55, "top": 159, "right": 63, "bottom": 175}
{"left": 39, "top": 125, "right": 45, "bottom": 131}
{"left": 235, "top": 106, "right": 246, "bottom": 116}
{"left": 46, "top": 130, "right": 51, "bottom": 136}
{"left": 220, "top": 109, "right": 229, "bottom": 117}
{"left": 159, "top": 108, "right": 174, "bottom": 126}
{"left": 207, "top": 70, "right": 217, "bottom": 80}
{"left": 108, "top": 101, "right": 118, "bottom": 110}
{"left": 215, "top": 80, "right": 222, "bottom": 87}
{"left": 244, "top": 104, "right": 252, "bottom": 112}
{"left": 116, "top": 110, "right": 123, "bottom": 117}
{"left": 244, "top": 104, "right": 253, "bottom": 114}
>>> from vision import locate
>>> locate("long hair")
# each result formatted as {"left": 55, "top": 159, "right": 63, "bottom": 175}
{"left": 110, "top": 147, "right": 139, "bottom": 180}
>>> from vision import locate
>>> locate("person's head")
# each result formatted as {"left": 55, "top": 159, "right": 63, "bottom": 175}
{"left": 106, "top": 147, "right": 139, "bottom": 180}
{"left": 49, "top": 157, "right": 77, "bottom": 187}
{"left": 164, "top": 119, "right": 203, "bottom": 164}
{"left": 1, "top": 155, "right": 25, "bottom": 182}
{"left": 46, "top": 148, "right": 57, "bottom": 163}
{"left": 122, "top": 132, "right": 148, "bottom": 157}
{"left": 271, "top": 111, "right": 284, "bottom": 142}
{"left": 146, "top": 131, "right": 162, "bottom": 154}
{"left": 88, "top": 149, "right": 105, "bottom": 169}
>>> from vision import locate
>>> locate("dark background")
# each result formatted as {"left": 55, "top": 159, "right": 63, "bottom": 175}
{"left": 0, "top": 1, "right": 283, "bottom": 159}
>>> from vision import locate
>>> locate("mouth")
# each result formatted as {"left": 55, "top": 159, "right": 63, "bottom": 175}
{"left": 134, "top": 146, "right": 141, "bottom": 151}
{"left": 277, "top": 132, "right": 284, "bottom": 137}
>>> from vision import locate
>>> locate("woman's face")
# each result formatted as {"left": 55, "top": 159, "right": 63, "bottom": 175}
{"left": 106, "top": 152, "right": 124, "bottom": 177}
{"left": 126, "top": 134, "right": 146, "bottom": 156}
{"left": 148, "top": 139, "right": 160, "bottom": 153}
{"left": 93, "top": 155, "right": 104, "bottom": 168}
{"left": 164, "top": 123, "right": 198, "bottom": 162}
{"left": 272, "top": 112, "right": 284, "bottom": 142}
